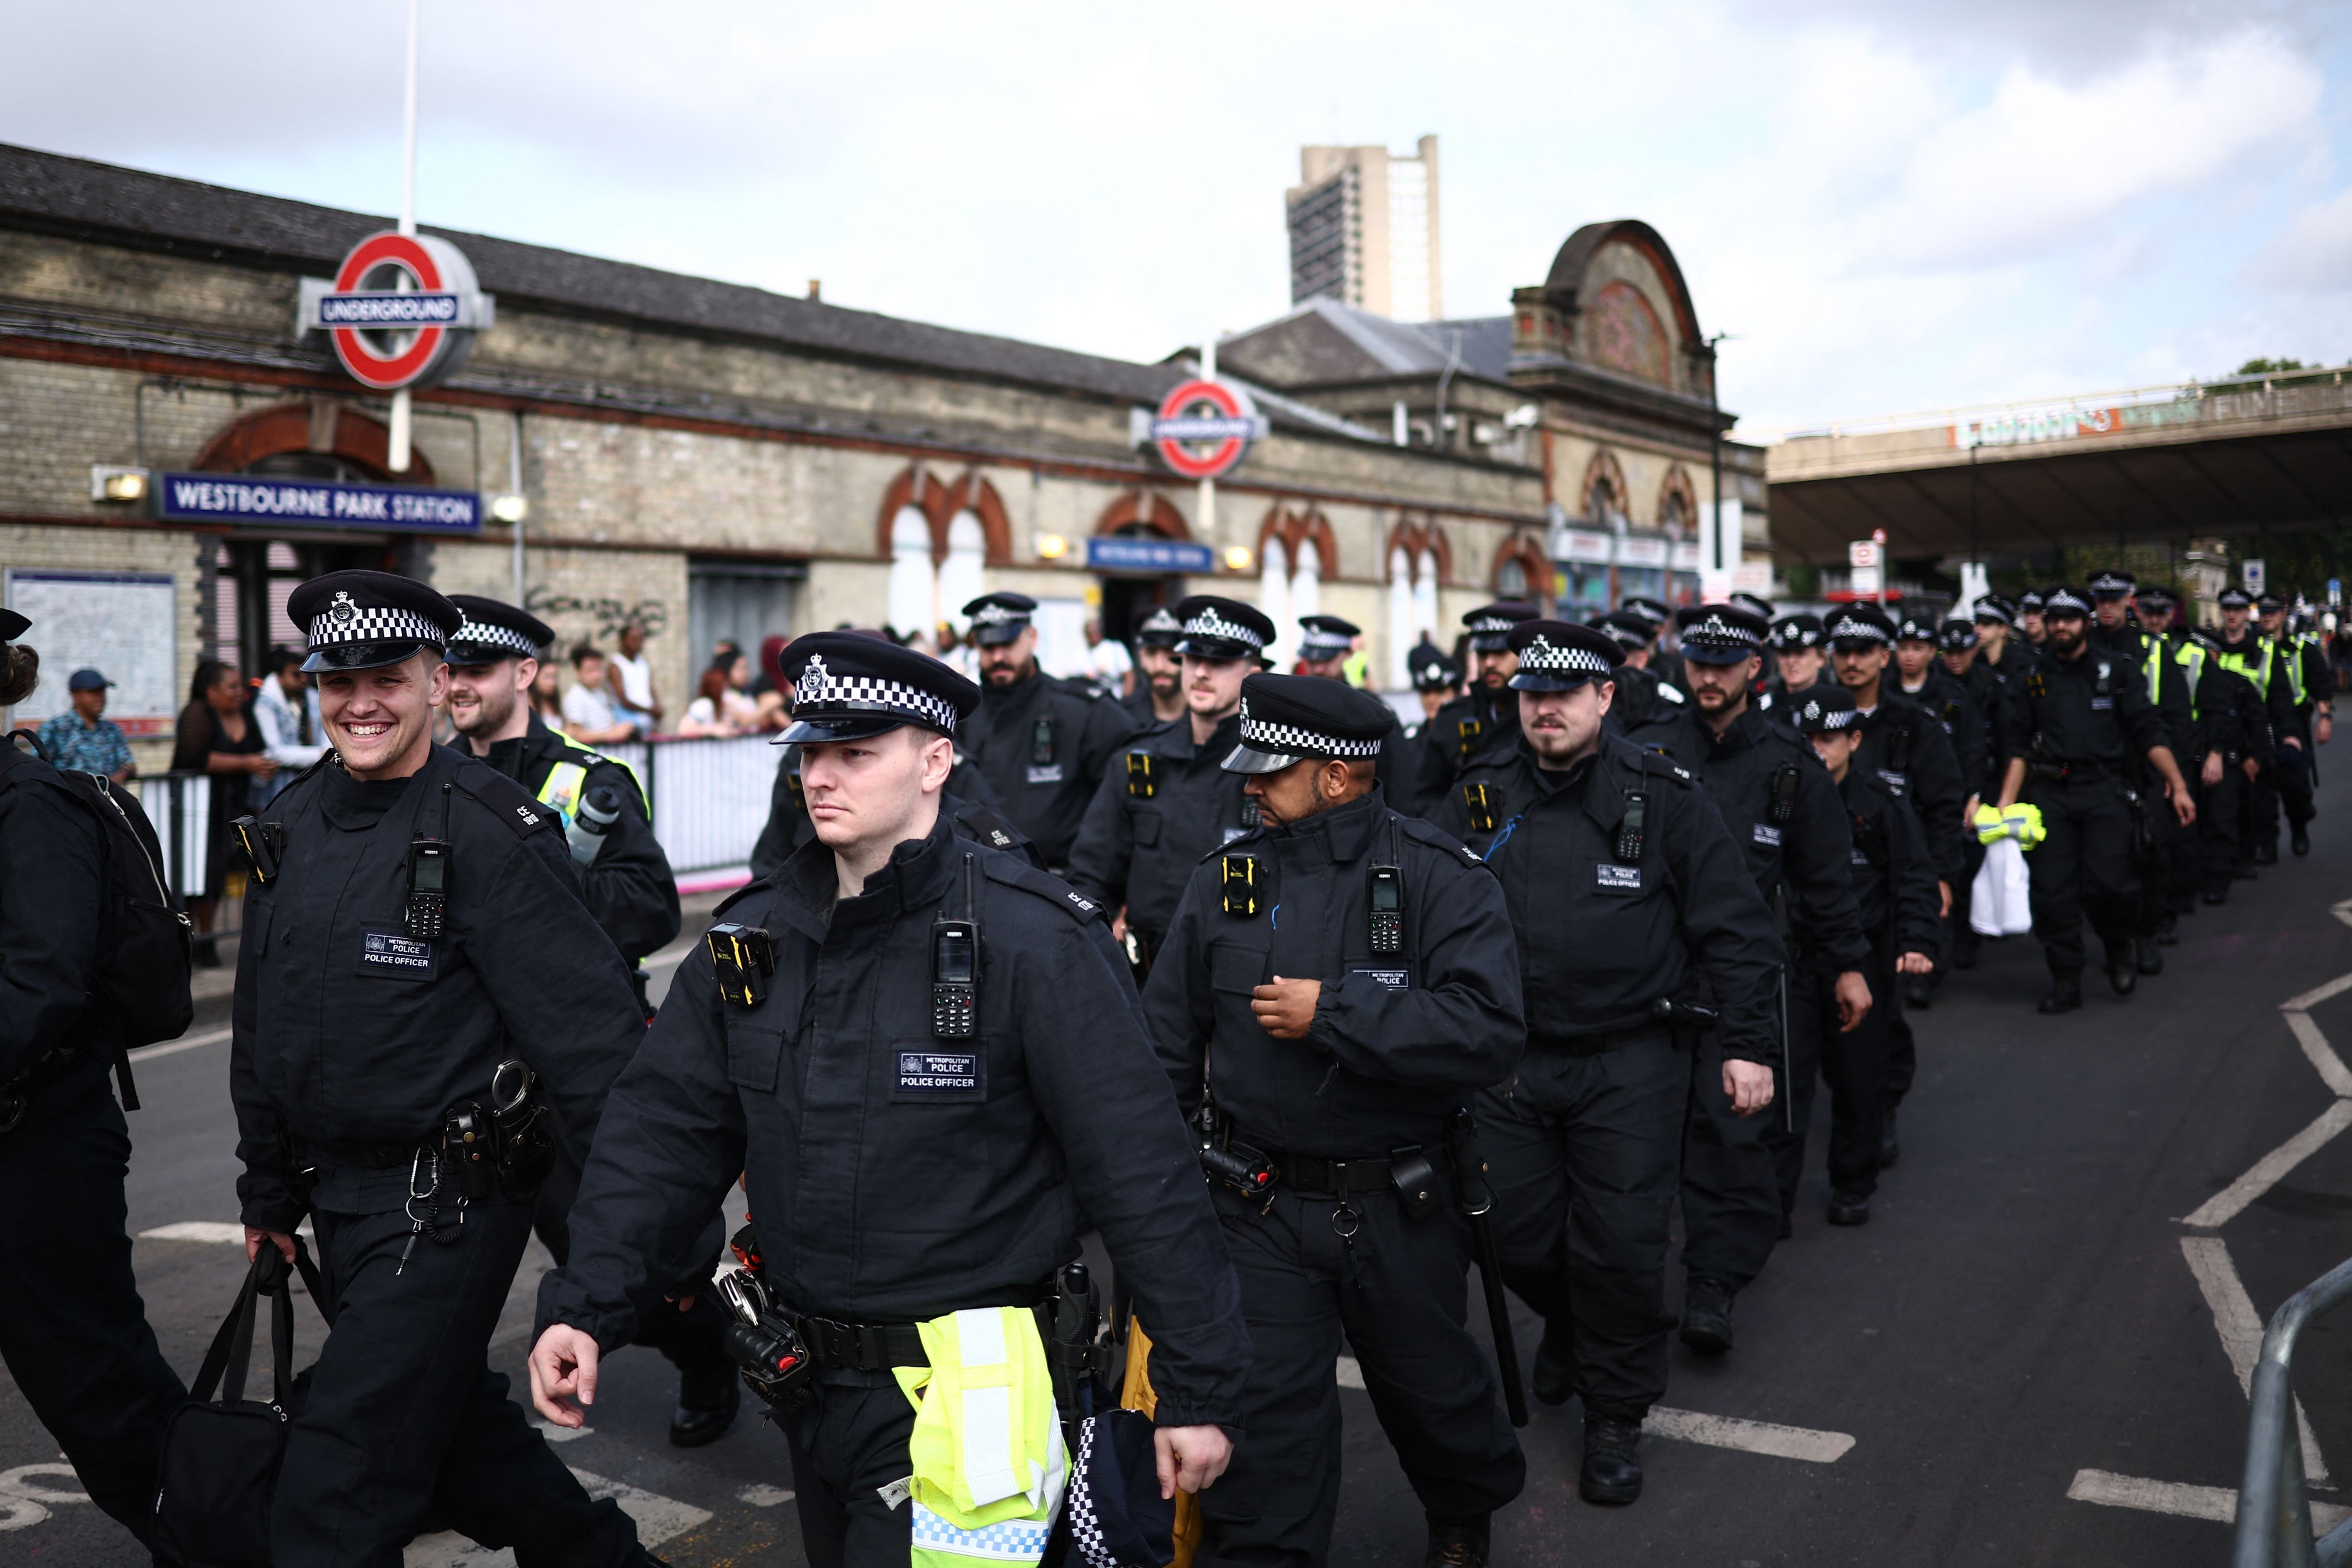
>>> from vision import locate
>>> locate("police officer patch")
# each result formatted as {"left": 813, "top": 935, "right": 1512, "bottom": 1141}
{"left": 894, "top": 1049, "right": 983, "bottom": 1101}
{"left": 358, "top": 927, "right": 435, "bottom": 981}
{"left": 1596, "top": 864, "right": 1642, "bottom": 891}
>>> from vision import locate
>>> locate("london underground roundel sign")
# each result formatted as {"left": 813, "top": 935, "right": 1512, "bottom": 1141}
{"left": 1148, "top": 378, "right": 1269, "bottom": 481}
{"left": 312, "top": 232, "right": 493, "bottom": 392}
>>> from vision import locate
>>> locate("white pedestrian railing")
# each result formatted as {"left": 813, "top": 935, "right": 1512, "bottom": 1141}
{"left": 601, "top": 733, "right": 777, "bottom": 876}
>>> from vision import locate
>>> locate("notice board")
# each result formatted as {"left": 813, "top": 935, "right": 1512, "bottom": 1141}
{"left": 4, "top": 569, "right": 179, "bottom": 737}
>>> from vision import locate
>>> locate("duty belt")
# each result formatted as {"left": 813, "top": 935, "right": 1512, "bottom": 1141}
{"left": 308, "top": 1136, "right": 437, "bottom": 1169}
{"left": 1528, "top": 1020, "right": 1675, "bottom": 1057}
{"left": 1269, "top": 1151, "right": 1402, "bottom": 1196}
{"left": 791, "top": 1314, "right": 930, "bottom": 1372}
{"left": 2028, "top": 761, "right": 2116, "bottom": 782}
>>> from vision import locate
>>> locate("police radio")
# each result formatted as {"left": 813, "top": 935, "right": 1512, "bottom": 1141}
{"left": 931, "top": 854, "right": 979, "bottom": 1038}
{"left": 1368, "top": 821, "right": 1405, "bottom": 956}
{"left": 707, "top": 923, "right": 776, "bottom": 1008}
{"left": 1767, "top": 763, "right": 1800, "bottom": 825}
{"left": 1031, "top": 717, "right": 1057, "bottom": 767}
{"left": 1615, "top": 793, "right": 1648, "bottom": 864}
{"left": 405, "top": 784, "right": 456, "bottom": 940}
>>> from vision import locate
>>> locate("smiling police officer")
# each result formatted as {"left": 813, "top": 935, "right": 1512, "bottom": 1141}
{"left": 233, "top": 570, "right": 656, "bottom": 1567}
{"left": 1143, "top": 672, "right": 1526, "bottom": 1568}
{"left": 530, "top": 632, "right": 1247, "bottom": 1568}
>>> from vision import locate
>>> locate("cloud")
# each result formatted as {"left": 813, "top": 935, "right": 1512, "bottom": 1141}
{"left": 2246, "top": 188, "right": 2352, "bottom": 292}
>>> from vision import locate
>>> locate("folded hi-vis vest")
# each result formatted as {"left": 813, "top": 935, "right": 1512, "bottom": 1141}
{"left": 893, "top": 1306, "right": 1067, "bottom": 1566}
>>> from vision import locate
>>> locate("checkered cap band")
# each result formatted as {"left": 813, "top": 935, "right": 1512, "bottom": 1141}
{"left": 791, "top": 653, "right": 958, "bottom": 732}
{"left": 1182, "top": 606, "right": 1265, "bottom": 650}
{"left": 1799, "top": 697, "right": 1863, "bottom": 731}
{"left": 1068, "top": 1417, "right": 1117, "bottom": 1568}
{"left": 1468, "top": 614, "right": 1519, "bottom": 635}
{"left": 1139, "top": 609, "right": 1182, "bottom": 634}
{"left": 1679, "top": 612, "right": 1762, "bottom": 650}
{"left": 449, "top": 617, "right": 541, "bottom": 659}
{"left": 308, "top": 591, "right": 445, "bottom": 651}
{"left": 2044, "top": 589, "right": 2093, "bottom": 614}
{"left": 1237, "top": 698, "right": 1383, "bottom": 758}
{"left": 1826, "top": 614, "right": 1890, "bottom": 644}
{"left": 1299, "top": 629, "right": 1352, "bottom": 655}
{"left": 1516, "top": 633, "right": 1615, "bottom": 677}
{"left": 2089, "top": 572, "right": 2134, "bottom": 594}
{"left": 970, "top": 601, "right": 1027, "bottom": 626}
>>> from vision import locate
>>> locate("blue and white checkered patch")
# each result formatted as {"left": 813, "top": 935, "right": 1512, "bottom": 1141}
{"left": 448, "top": 617, "right": 540, "bottom": 659}
{"left": 909, "top": 1500, "right": 1055, "bottom": 1562}
{"left": 1236, "top": 697, "right": 1382, "bottom": 758}
{"left": 1516, "top": 633, "right": 1613, "bottom": 677}
{"left": 1179, "top": 606, "right": 1264, "bottom": 651}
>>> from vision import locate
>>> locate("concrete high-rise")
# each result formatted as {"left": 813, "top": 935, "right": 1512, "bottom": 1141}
{"left": 1286, "top": 136, "right": 1442, "bottom": 323}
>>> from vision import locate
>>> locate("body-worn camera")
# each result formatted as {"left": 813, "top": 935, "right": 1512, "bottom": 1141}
{"left": 707, "top": 923, "right": 776, "bottom": 1008}
{"left": 1220, "top": 854, "right": 1262, "bottom": 917}
{"left": 717, "top": 1270, "right": 811, "bottom": 1407}
{"left": 231, "top": 815, "right": 283, "bottom": 886}
{"left": 1125, "top": 751, "right": 1158, "bottom": 800}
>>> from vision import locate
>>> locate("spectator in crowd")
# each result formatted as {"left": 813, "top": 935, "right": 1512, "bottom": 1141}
{"left": 562, "top": 643, "right": 642, "bottom": 744}
{"left": 35, "top": 667, "right": 133, "bottom": 783}
{"left": 938, "top": 621, "right": 977, "bottom": 680}
{"left": 677, "top": 661, "right": 756, "bottom": 737}
{"left": 169, "top": 658, "right": 274, "bottom": 961}
{"left": 607, "top": 620, "right": 662, "bottom": 731}
{"left": 752, "top": 634, "right": 791, "bottom": 731}
{"left": 251, "top": 646, "right": 327, "bottom": 805}
{"left": 1084, "top": 617, "right": 1134, "bottom": 696}
{"left": 530, "top": 657, "right": 567, "bottom": 731}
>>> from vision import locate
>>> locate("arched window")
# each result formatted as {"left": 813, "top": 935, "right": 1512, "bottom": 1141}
{"left": 1387, "top": 543, "right": 1415, "bottom": 688}
{"left": 938, "top": 511, "right": 986, "bottom": 635}
{"left": 1287, "top": 537, "right": 1320, "bottom": 654}
{"left": 1496, "top": 556, "right": 1528, "bottom": 597}
{"left": 886, "top": 506, "right": 934, "bottom": 643}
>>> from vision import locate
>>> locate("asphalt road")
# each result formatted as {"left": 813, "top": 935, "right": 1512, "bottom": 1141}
{"left": 8, "top": 765, "right": 2352, "bottom": 1565}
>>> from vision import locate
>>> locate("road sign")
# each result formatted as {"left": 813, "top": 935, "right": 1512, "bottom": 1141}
{"left": 2243, "top": 559, "right": 2267, "bottom": 594}
{"left": 1848, "top": 539, "right": 1881, "bottom": 569}
{"left": 303, "top": 232, "right": 493, "bottom": 392}
{"left": 1138, "top": 378, "right": 1269, "bottom": 480}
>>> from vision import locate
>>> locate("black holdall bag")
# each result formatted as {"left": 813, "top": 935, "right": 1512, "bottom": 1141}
{"left": 152, "top": 1239, "right": 331, "bottom": 1567}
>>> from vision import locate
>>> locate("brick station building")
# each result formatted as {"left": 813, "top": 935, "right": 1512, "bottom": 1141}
{"left": 0, "top": 143, "right": 1764, "bottom": 764}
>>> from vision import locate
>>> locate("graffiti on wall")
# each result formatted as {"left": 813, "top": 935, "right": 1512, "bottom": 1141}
{"left": 523, "top": 588, "right": 670, "bottom": 641}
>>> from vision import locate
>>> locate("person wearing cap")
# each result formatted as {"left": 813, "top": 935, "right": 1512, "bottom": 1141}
{"left": 1785, "top": 685, "right": 1941, "bottom": 1226}
{"left": 1390, "top": 639, "right": 1465, "bottom": 811}
{"left": 1124, "top": 604, "right": 1188, "bottom": 727}
{"left": 1892, "top": 611, "right": 1987, "bottom": 1001}
{"left": 1426, "top": 621, "right": 1781, "bottom": 1507}
{"left": 2258, "top": 592, "right": 2328, "bottom": 857}
{"left": 1067, "top": 596, "right": 1269, "bottom": 985}
{"left": 2145, "top": 589, "right": 2269, "bottom": 901}
{"left": 1936, "top": 618, "right": 2004, "bottom": 969}
{"left": 2088, "top": 573, "right": 2197, "bottom": 966}
{"left": 0, "top": 607, "right": 191, "bottom": 1555}
{"left": 1293, "top": 613, "right": 1360, "bottom": 680}
{"left": 1625, "top": 605, "right": 1870, "bottom": 1354}
{"left": 2213, "top": 587, "right": 2304, "bottom": 865}
{"left": 230, "top": 570, "right": 660, "bottom": 1566}
{"left": 958, "top": 590, "right": 1141, "bottom": 871}
{"left": 1142, "top": 671, "right": 1526, "bottom": 1566}
{"left": 1992, "top": 586, "right": 2194, "bottom": 1011}
{"left": 1413, "top": 599, "right": 1541, "bottom": 808}
{"left": 1758, "top": 613, "right": 1828, "bottom": 718}
{"left": 1619, "top": 595, "right": 1685, "bottom": 691}
{"left": 34, "top": 666, "right": 135, "bottom": 783}
{"left": 1595, "top": 610, "right": 1686, "bottom": 729}
{"left": 1729, "top": 591, "right": 1775, "bottom": 622}
{"left": 2018, "top": 589, "right": 2048, "bottom": 646}
{"left": 535, "top": 631, "right": 1248, "bottom": 1566}
{"left": 2133, "top": 586, "right": 2237, "bottom": 924}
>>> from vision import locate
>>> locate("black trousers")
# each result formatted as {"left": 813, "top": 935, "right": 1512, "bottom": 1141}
{"left": 534, "top": 1142, "right": 733, "bottom": 1392}
{"left": 2022, "top": 775, "right": 2139, "bottom": 977}
{"left": 278, "top": 1195, "right": 641, "bottom": 1567}
{"left": 0, "top": 1075, "right": 185, "bottom": 1549}
{"left": 779, "top": 1374, "right": 922, "bottom": 1568}
{"left": 1675, "top": 1030, "right": 1783, "bottom": 1292}
{"left": 1197, "top": 1182, "right": 1524, "bottom": 1567}
{"left": 1479, "top": 1031, "right": 1684, "bottom": 1422}
{"left": 2202, "top": 765, "right": 2248, "bottom": 890}
{"left": 2249, "top": 738, "right": 2316, "bottom": 850}
{"left": 1772, "top": 967, "right": 1894, "bottom": 1203}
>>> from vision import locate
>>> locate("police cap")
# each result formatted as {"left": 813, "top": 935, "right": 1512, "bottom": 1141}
{"left": 2217, "top": 587, "right": 2253, "bottom": 610}
{"left": 1593, "top": 611, "right": 1652, "bottom": 651}
{"left": 777, "top": 631, "right": 980, "bottom": 745}
{"left": 1507, "top": 620, "right": 1623, "bottom": 691}
{"left": 0, "top": 607, "right": 26, "bottom": 643}
{"left": 2257, "top": 593, "right": 2285, "bottom": 614}
{"left": 1222, "top": 673, "right": 1391, "bottom": 774}
{"left": 2019, "top": 590, "right": 2047, "bottom": 613}
{"left": 1790, "top": 683, "right": 1864, "bottom": 735}
{"left": 444, "top": 595, "right": 556, "bottom": 666}
{"left": 1462, "top": 600, "right": 1539, "bottom": 653}
{"left": 2134, "top": 584, "right": 2178, "bottom": 612}
{"left": 1174, "top": 596, "right": 1275, "bottom": 661}
{"left": 1134, "top": 606, "right": 1184, "bottom": 648}
{"left": 2089, "top": 569, "right": 2137, "bottom": 599}
{"left": 1729, "top": 591, "right": 1776, "bottom": 620}
{"left": 288, "top": 570, "right": 462, "bottom": 674}
{"left": 2042, "top": 586, "right": 2093, "bottom": 617}
{"left": 1673, "top": 604, "right": 1769, "bottom": 665}
{"left": 1973, "top": 594, "right": 2017, "bottom": 627}
{"left": 1895, "top": 612, "right": 1939, "bottom": 644}
{"left": 1406, "top": 640, "right": 1460, "bottom": 692}
{"left": 1297, "top": 614, "right": 1361, "bottom": 661}
{"left": 1825, "top": 603, "right": 1896, "bottom": 647}
{"left": 1937, "top": 618, "right": 1980, "bottom": 651}
{"left": 961, "top": 591, "right": 1037, "bottom": 646}
{"left": 1768, "top": 612, "right": 1825, "bottom": 651}
{"left": 1619, "top": 595, "right": 1672, "bottom": 627}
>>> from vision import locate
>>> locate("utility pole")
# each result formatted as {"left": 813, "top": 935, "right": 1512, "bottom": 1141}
{"left": 388, "top": 0, "right": 420, "bottom": 473}
{"left": 1706, "top": 333, "right": 1728, "bottom": 577}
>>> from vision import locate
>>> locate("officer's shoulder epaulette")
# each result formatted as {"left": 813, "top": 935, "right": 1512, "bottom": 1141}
{"left": 1398, "top": 814, "right": 1485, "bottom": 868}
{"left": 1198, "top": 825, "right": 1265, "bottom": 861}
{"left": 1056, "top": 675, "right": 1114, "bottom": 702}
{"left": 447, "top": 755, "right": 557, "bottom": 838}
{"left": 980, "top": 854, "right": 1107, "bottom": 924}
{"left": 713, "top": 877, "right": 779, "bottom": 920}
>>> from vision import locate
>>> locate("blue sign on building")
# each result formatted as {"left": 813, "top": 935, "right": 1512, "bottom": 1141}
{"left": 316, "top": 292, "right": 465, "bottom": 327}
{"left": 1085, "top": 536, "right": 1215, "bottom": 574}
{"left": 156, "top": 473, "right": 482, "bottom": 534}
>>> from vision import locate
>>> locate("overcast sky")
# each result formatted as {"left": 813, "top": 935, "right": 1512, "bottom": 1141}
{"left": 7, "top": 1, "right": 2348, "bottom": 433}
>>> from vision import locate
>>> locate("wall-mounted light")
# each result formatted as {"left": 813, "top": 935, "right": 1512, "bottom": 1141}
{"left": 1034, "top": 532, "right": 1070, "bottom": 560}
{"left": 89, "top": 464, "right": 149, "bottom": 503}
{"left": 1223, "top": 545, "right": 1253, "bottom": 571}
{"left": 1504, "top": 403, "right": 1541, "bottom": 430}
{"left": 488, "top": 493, "right": 530, "bottom": 525}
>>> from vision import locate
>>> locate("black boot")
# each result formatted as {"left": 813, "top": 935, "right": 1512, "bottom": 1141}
{"left": 1680, "top": 1276, "right": 1736, "bottom": 1357}
{"left": 2156, "top": 914, "right": 2180, "bottom": 947}
{"left": 1425, "top": 1513, "right": 1491, "bottom": 1567}
{"left": 1581, "top": 1413, "right": 1644, "bottom": 1505}
{"left": 1905, "top": 975, "right": 1932, "bottom": 1009}
{"left": 2106, "top": 949, "right": 2137, "bottom": 997}
{"left": 1530, "top": 1326, "right": 1573, "bottom": 1406}
{"left": 1826, "top": 1190, "right": 1870, "bottom": 1226}
{"left": 2254, "top": 841, "right": 2279, "bottom": 865}
{"left": 2039, "top": 976, "right": 2083, "bottom": 1014}
{"left": 670, "top": 1365, "right": 741, "bottom": 1448}
{"left": 2294, "top": 827, "right": 2311, "bottom": 857}
{"left": 2136, "top": 938, "right": 2164, "bottom": 976}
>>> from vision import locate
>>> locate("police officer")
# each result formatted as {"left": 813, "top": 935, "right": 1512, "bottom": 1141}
{"left": 1783, "top": 686, "right": 1941, "bottom": 1226}
{"left": 2258, "top": 593, "right": 2327, "bottom": 857}
{"left": 2085, "top": 571, "right": 2194, "bottom": 970}
{"left": 1413, "top": 599, "right": 1540, "bottom": 807}
{"left": 956, "top": 590, "right": 1140, "bottom": 869}
{"left": 1937, "top": 617, "right": 2002, "bottom": 969}
{"left": 1993, "top": 586, "right": 2194, "bottom": 1011}
{"left": 440, "top": 596, "right": 737, "bottom": 1447}
{"left": 1890, "top": 610, "right": 1986, "bottom": 1003}
{"left": 2136, "top": 586, "right": 2243, "bottom": 919}
{"left": 1619, "top": 595, "right": 1685, "bottom": 691}
{"left": 445, "top": 597, "right": 680, "bottom": 1001}
{"left": 233, "top": 571, "right": 654, "bottom": 1565}
{"left": 1758, "top": 613, "right": 1828, "bottom": 717}
{"left": 1390, "top": 640, "right": 1464, "bottom": 813}
{"left": 530, "top": 633, "right": 1248, "bottom": 1568}
{"left": 1425, "top": 621, "right": 1782, "bottom": 1506}
{"left": 2018, "top": 589, "right": 2048, "bottom": 647}
{"left": 1625, "top": 605, "right": 1870, "bottom": 1355}
{"left": 1144, "top": 673, "right": 1526, "bottom": 1566}
{"left": 1124, "top": 604, "right": 1188, "bottom": 727}
{"left": 0, "top": 607, "right": 188, "bottom": 1553}
{"left": 1294, "top": 613, "right": 1360, "bottom": 678}
{"left": 1599, "top": 610, "right": 1686, "bottom": 729}
{"left": 2213, "top": 588, "right": 2300, "bottom": 867}
{"left": 1066, "top": 596, "right": 1270, "bottom": 983}
{"left": 750, "top": 724, "right": 1040, "bottom": 880}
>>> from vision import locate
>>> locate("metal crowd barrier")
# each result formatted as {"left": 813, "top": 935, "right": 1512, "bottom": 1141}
{"left": 2233, "top": 1253, "right": 2352, "bottom": 1567}
{"left": 597, "top": 733, "right": 775, "bottom": 876}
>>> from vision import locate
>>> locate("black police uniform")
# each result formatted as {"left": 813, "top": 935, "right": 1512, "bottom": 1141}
{"left": 1412, "top": 601, "right": 1539, "bottom": 809}
{"left": 749, "top": 741, "right": 1039, "bottom": 880}
{"left": 0, "top": 697, "right": 187, "bottom": 1551}
{"left": 233, "top": 573, "right": 650, "bottom": 1566}
{"left": 536, "top": 634, "right": 1249, "bottom": 1568}
{"left": 1782, "top": 689, "right": 1940, "bottom": 1217}
{"left": 1389, "top": 641, "right": 1463, "bottom": 815}
{"left": 2001, "top": 591, "right": 2178, "bottom": 997}
{"left": 1625, "top": 607, "right": 1867, "bottom": 1322}
{"left": 2179, "top": 630, "right": 2272, "bottom": 897}
{"left": 1424, "top": 622, "right": 1782, "bottom": 1502}
{"left": 2213, "top": 613, "right": 2300, "bottom": 865}
{"left": 1065, "top": 714, "right": 1252, "bottom": 980}
{"left": 960, "top": 593, "right": 1142, "bottom": 870}
{"left": 1141, "top": 674, "right": 1526, "bottom": 1564}
{"left": 2088, "top": 606, "right": 2195, "bottom": 957}
{"left": 1120, "top": 606, "right": 1185, "bottom": 728}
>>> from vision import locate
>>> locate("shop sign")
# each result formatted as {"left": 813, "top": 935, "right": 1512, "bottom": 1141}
{"left": 298, "top": 232, "right": 493, "bottom": 391}
{"left": 1134, "top": 378, "right": 1269, "bottom": 480}
{"left": 156, "top": 473, "right": 481, "bottom": 534}
{"left": 1085, "top": 536, "right": 1216, "bottom": 574}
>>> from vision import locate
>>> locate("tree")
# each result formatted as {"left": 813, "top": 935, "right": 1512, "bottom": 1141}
{"left": 2233, "top": 357, "right": 2306, "bottom": 376}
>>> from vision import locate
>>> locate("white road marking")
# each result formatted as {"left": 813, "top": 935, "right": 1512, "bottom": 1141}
{"left": 2332, "top": 899, "right": 2352, "bottom": 932}
{"left": 2067, "top": 1469, "right": 2350, "bottom": 1531}
{"left": 2285, "top": 1011, "right": 2352, "bottom": 1098}
{"left": 2182, "top": 1099, "right": 2352, "bottom": 1229}
{"left": 403, "top": 1466, "right": 711, "bottom": 1566}
{"left": 1643, "top": 1407, "right": 1856, "bottom": 1463}
{"left": 739, "top": 1484, "right": 796, "bottom": 1506}
{"left": 128, "top": 1025, "right": 231, "bottom": 1062}
{"left": 2282, "top": 969, "right": 2352, "bottom": 1013}
{"left": 2181, "top": 1237, "right": 2330, "bottom": 1483}
{"left": 1336, "top": 1355, "right": 1365, "bottom": 1389}
{"left": 0, "top": 1465, "right": 86, "bottom": 1503}
{"left": 529, "top": 1420, "right": 593, "bottom": 1444}
{"left": 139, "top": 1221, "right": 247, "bottom": 1243}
